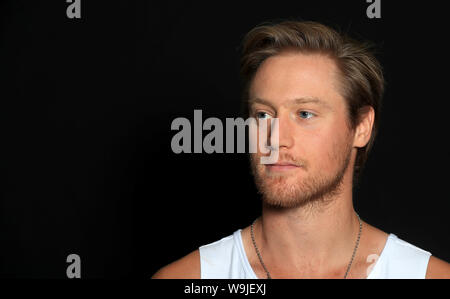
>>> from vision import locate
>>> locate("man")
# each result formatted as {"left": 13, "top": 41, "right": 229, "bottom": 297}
{"left": 152, "top": 20, "right": 450, "bottom": 278}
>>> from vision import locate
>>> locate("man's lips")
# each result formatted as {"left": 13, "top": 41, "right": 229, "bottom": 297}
{"left": 266, "top": 162, "right": 302, "bottom": 171}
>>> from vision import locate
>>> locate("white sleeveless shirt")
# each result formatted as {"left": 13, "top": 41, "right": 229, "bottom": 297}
{"left": 199, "top": 230, "right": 432, "bottom": 279}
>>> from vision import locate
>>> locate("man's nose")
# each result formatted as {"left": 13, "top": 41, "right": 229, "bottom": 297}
{"left": 268, "top": 113, "right": 294, "bottom": 150}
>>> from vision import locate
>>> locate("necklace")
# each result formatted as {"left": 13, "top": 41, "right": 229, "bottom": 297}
{"left": 250, "top": 212, "right": 362, "bottom": 279}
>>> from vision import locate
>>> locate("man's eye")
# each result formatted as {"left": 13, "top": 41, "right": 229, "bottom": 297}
{"left": 255, "top": 112, "right": 272, "bottom": 119}
{"left": 298, "top": 111, "right": 315, "bottom": 119}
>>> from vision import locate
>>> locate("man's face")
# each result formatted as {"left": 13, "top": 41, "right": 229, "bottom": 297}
{"left": 249, "top": 51, "right": 356, "bottom": 209}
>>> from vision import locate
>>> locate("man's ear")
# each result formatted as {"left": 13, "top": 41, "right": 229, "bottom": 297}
{"left": 353, "top": 106, "right": 375, "bottom": 148}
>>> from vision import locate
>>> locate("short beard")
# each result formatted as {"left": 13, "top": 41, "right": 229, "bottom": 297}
{"left": 250, "top": 142, "right": 353, "bottom": 210}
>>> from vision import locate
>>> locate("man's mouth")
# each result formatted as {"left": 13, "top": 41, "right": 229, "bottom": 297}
{"left": 266, "top": 161, "right": 302, "bottom": 172}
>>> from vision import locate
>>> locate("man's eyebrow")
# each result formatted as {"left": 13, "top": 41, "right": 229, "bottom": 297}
{"left": 291, "top": 97, "right": 331, "bottom": 108}
{"left": 249, "top": 97, "right": 332, "bottom": 109}
{"left": 248, "top": 97, "right": 275, "bottom": 108}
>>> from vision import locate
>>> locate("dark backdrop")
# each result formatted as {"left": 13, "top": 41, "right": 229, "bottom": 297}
{"left": 1, "top": 1, "right": 449, "bottom": 278}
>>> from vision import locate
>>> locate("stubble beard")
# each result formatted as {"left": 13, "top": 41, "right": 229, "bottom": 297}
{"left": 250, "top": 141, "right": 353, "bottom": 210}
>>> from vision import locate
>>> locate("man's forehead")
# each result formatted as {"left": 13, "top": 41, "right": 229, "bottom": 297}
{"left": 248, "top": 51, "right": 343, "bottom": 106}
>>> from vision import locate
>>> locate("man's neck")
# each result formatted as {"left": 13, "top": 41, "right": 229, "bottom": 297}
{"left": 257, "top": 185, "right": 360, "bottom": 276}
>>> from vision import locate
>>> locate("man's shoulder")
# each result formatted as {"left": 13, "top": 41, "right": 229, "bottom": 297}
{"left": 151, "top": 249, "right": 201, "bottom": 279}
{"left": 426, "top": 256, "right": 450, "bottom": 279}
{"left": 365, "top": 224, "right": 450, "bottom": 278}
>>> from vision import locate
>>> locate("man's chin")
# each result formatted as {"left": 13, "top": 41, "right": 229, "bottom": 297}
{"left": 259, "top": 173, "right": 300, "bottom": 188}
{"left": 258, "top": 182, "right": 306, "bottom": 209}
{"left": 261, "top": 193, "right": 306, "bottom": 209}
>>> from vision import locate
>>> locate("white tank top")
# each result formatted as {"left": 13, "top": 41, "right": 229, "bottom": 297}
{"left": 199, "top": 229, "right": 432, "bottom": 279}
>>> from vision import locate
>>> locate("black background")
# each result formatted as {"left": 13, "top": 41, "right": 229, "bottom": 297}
{"left": 1, "top": 1, "right": 449, "bottom": 278}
